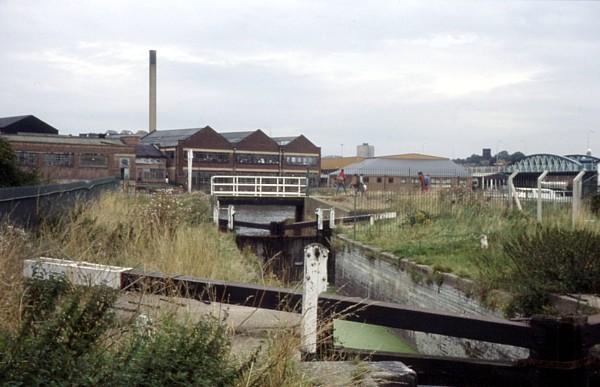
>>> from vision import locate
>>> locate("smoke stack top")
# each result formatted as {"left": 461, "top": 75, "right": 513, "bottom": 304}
{"left": 149, "top": 50, "right": 157, "bottom": 132}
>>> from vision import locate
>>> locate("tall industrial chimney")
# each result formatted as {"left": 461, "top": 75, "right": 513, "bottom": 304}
{"left": 149, "top": 50, "right": 157, "bottom": 132}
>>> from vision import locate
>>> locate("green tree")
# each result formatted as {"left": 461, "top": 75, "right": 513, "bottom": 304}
{"left": 0, "top": 137, "right": 38, "bottom": 187}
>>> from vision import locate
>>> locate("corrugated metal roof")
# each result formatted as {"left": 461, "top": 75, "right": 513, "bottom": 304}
{"left": 1, "top": 133, "right": 129, "bottom": 147}
{"left": 140, "top": 128, "right": 202, "bottom": 147}
{"left": 0, "top": 115, "right": 30, "bottom": 128}
{"left": 335, "top": 158, "right": 470, "bottom": 177}
{"left": 381, "top": 153, "right": 449, "bottom": 160}
{"left": 220, "top": 131, "right": 254, "bottom": 143}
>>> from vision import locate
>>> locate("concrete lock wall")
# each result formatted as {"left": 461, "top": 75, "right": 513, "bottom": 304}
{"left": 334, "top": 235, "right": 529, "bottom": 360}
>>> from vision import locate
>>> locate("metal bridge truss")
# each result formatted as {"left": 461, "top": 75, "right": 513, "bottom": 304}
{"left": 504, "top": 154, "right": 584, "bottom": 173}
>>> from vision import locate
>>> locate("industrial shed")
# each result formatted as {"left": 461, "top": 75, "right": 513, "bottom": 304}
{"left": 331, "top": 157, "right": 471, "bottom": 191}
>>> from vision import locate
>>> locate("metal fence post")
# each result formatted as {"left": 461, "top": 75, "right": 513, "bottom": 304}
{"left": 353, "top": 191, "right": 357, "bottom": 240}
{"left": 572, "top": 170, "right": 585, "bottom": 227}
{"left": 508, "top": 170, "right": 522, "bottom": 211}
{"left": 537, "top": 170, "right": 549, "bottom": 222}
{"left": 187, "top": 149, "right": 193, "bottom": 193}
{"left": 300, "top": 243, "right": 329, "bottom": 358}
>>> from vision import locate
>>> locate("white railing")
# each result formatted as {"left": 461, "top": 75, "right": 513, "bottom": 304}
{"left": 211, "top": 175, "right": 307, "bottom": 197}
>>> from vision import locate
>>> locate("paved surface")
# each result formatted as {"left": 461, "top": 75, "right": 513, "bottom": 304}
{"left": 114, "top": 292, "right": 300, "bottom": 356}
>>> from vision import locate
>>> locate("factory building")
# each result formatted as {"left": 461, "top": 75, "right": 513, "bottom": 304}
{"left": 140, "top": 126, "right": 321, "bottom": 189}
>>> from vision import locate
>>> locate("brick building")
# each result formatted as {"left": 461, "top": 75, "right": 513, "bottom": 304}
{"left": 2, "top": 133, "right": 136, "bottom": 182}
{"left": 140, "top": 126, "right": 320, "bottom": 189}
{"left": 135, "top": 144, "right": 167, "bottom": 184}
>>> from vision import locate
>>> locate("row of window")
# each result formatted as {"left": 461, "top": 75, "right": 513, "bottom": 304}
{"left": 16, "top": 151, "right": 109, "bottom": 167}
{"left": 181, "top": 152, "right": 318, "bottom": 166}
{"left": 285, "top": 156, "right": 318, "bottom": 166}
{"left": 183, "top": 152, "right": 230, "bottom": 163}
{"left": 236, "top": 153, "right": 279, "bottom": 165}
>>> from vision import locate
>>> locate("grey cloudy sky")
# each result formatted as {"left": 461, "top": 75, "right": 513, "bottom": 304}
{"left": 1, "top": 0, "right": 599, "bottom": 157}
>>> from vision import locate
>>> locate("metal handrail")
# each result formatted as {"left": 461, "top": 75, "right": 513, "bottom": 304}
{"left": 211, "top": 175, "right": 307, "bottom": 197}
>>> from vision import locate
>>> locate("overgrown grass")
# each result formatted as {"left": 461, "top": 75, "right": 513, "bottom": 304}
{"left": 351, "top": 193, "right": 600, "bottom": 315}
{"left": 0, "top": 189, "right": 314, "bottom": 386}
{"left": 36, "top": 191, "right": 277, "bottom": 285}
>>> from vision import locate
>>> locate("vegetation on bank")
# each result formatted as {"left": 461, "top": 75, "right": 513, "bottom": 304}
{"left": 0, "top": 191, "right": 312, "bottom": 386}
{"left": 0, "top": 136, "right": 38, "bottom": 187}
{"left": 351, "top": 194, "right": 600, "bottom": 316}
{"left": 0, "top": 276, "right": 311, "bottom": 387}
{"left": 38, "top": 191, "right": 277, "bottom": 284}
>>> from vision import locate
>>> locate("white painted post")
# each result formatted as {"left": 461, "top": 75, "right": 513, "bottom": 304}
{"left": 187, "top": 149, "right": 193, "bottom": 193}
{"left": 508, "top": 171, "right": 522, "bottom": 211}
{"left": 537, "top": 170, "right": 549, "bottom": 222}
{"left": 572, "top": 170, "right": 585, "bottom": 227}
{"left": 329, "top": 208, "right": 335, "bottom": 229}
{"left": 315, "top": 208, "right": 323, "bottom": 230}
{"left": 301, "top": 243, "right": 329, "bottom": 355}
{"left": 370, "top": 215, "right": 375, "bottom": 226}
{"left": 227, "top": 205, "right": 236, "bottom": 231}
{"left": 213, "top": 200, "right": 220, "bottom": 226}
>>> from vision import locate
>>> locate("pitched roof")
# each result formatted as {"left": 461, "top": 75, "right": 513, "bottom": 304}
{"left": 336, "top": 157, "right": 469, "bottom": 177}
{"left": 1, "top": 133, "right": 129, "bottom": 147}
{"left": 135, "top": 144, "right": 165, "bottom": 158}
{"left": 0, "top": 115, "right": 30, "bottom": 128}
{"left": 271, "top": 136, "right": 299, "bottom": 146}
{"left": 0, "top": 115, "right": 59, "bottom": 135}
{"left": 219, "top": 131, "right": 255, "bottom": 144}
{"left": 140, "top": 128, "right": 203, "bottom": 147}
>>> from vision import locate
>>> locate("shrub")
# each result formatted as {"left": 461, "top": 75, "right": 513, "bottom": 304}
{"left": 502, "top": 225, "right": 600, "bottom": 316}
{"left": 0, "top": 136, "right": 39, "bottom": 187}
{"left": 0, "top": 277, "right": 244, "bottom": 386}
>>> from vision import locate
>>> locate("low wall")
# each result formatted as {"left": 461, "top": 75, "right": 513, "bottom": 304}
{"left": 0, "top": 177, "right": 119, "bottom": 226}
{"left": 334, "top": 235, "right": 529, "bottom": 360}
{"left": 304, "top": 196, "right": 352, "bottom": 220}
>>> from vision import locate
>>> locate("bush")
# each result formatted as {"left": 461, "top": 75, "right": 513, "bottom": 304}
{"left": 0, "top": 137, "right": 39, "bottom": 187}
{"left": 502, "top": 225, "right": 600, "bottom": 316}
{"left": 0, "top": 277, "right": 243, "bottom": 386}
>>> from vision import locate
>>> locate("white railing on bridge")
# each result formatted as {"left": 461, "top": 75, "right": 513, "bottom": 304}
{"left": 211, "top": 175, "right": 307, "bottom": 197}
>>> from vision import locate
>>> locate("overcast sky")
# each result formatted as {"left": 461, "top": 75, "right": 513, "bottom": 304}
{"left": 1, "top": 1, "right": 599, "bottom": 157}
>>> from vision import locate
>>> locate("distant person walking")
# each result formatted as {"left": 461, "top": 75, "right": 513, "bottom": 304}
{"left": 357, "top": 174, "right": 366, "bottom": 194}
{"left": 418, "top": 171, "right": 425, "bottom": 192}
{"left": 335, "top": 169, "right": 347, "bottom": 194}
{"left": 424, "top": 174, "right": 430, "bottom": 192}
{"left": 351, "top": 174, "right": 359, "bottom": 192}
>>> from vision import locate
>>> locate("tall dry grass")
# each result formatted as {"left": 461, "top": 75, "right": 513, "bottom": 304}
{"left": 0, "top": 223, "right": 32, "bottom": 330}
{"left": 36, "top": 191, "right": 274, "bottom": 284}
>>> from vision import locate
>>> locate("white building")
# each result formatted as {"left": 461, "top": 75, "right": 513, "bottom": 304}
{"left": 357, "top": 143, "right": 374, "bottom": 157}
